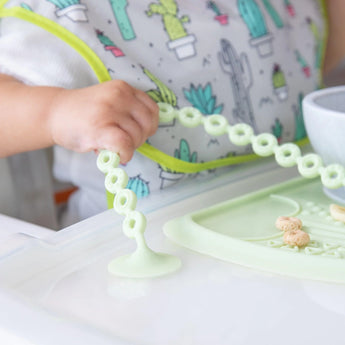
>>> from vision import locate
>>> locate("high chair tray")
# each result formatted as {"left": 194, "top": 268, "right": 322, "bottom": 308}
{"left": 164, "top": 177, "right": 345, "bottom": 284}
{"left": 1, "top": 170, "right": 345, "bottom": 345}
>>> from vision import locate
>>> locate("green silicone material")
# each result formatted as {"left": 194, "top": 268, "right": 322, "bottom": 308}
{"left": 164, "top": 177, "right": 345, "bottom": 284}
{"left": 97, "top": 151, "right": 181, "bottom": 278}
{"left": 97, "top": 102, "right": 345, "bottom": 279}
{"left": 156, "top": 102, "right": 345, "bottom": 190}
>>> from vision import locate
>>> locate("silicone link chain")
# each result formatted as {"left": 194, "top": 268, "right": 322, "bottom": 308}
{"left": 97, "top": 149, "right": 181, "bottom": 278}
{"left": 157, "top": 102, "right": 345, "bottom": 190}
{"left": 97, "top": 150, "right": 146, "bottom": 239}
{"left": 97, "top": 103, "right": 345, "bottom": 246}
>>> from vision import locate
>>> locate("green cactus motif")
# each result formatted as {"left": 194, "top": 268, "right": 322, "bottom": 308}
{"left": 183, "top": 83, "right": 223, "bottom": 115}
{"left": 238, "top": 0, "right": 267, "bottom": 38}
{"left": 272, "top": 64, "right": 286, "bottom": 89}
{"left": 159, "top": 139, "right": 196, "bottom": 174}
{"left": 109, "top": 0, "right": 135, "bottom": 40}
{"left": 146, "top": 0, "right": 190, "bottom": 41}
{"left": 271, "top": 118, "right": 283, "bottom": 143}
{"left": 207, "top": 1, "right": 229, "bottom": 25}
{"left": 96, "top": 30, "right": 114, "bottom": 46}
{"left": 306, "top": 17, "right": 322, "bottom": 70}
{"left": 272, "top": 64, "right": 288, "bottom": 101}
{"left": 261, "top": 0, "right": 283, "bottom": 28}
{"left": 295, "top": 50, "right": 311, "bottom": 77}
{"left": 96, "top": 29, "right": 124, "bottom": 57}
{"left": 207, "top": 1, "right": 221, "bottom": 16}
{"left": 127, "top": 175, "right": 150, "bottom": 198}
{"left": 284, "top": 0, "right": 295, "bottom": 17}
{"left": 143, "top": 67, "right": 177, "bottom": 106}
{"left": 293, "top": 92, "right": 307, "bottom": 141}
{"left": 174, "top": 139, "right": 197, "bottom": 163}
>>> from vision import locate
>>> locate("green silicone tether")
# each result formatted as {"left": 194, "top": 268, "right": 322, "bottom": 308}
{"left": 97, "top": 102, "right": 344, "bottom": 279}
{"left": 97, "top": 150, "right": 181, "bottom": 278}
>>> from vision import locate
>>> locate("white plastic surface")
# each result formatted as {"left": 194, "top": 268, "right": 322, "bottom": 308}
{"left": 1, "top": 160, "right": 345, "bottom": 345}
{"left": 0, "top": 214, "right": 53, "bottom": 258}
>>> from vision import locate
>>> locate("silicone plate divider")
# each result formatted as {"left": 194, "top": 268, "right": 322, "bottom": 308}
{"left": 164, "top": 177, "right": 345, "bottom": 283}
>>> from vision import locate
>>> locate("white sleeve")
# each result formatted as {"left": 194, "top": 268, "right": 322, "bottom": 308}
{"left": 0, "top": 16, "right": 99, "bottom": 88}
{"left": 0, "top": 15, "right": 104, "bottom": 226}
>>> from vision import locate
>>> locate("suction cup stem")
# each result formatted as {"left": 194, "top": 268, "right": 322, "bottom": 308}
{"left": 108, "top": 233, "right": 181, "bottom": 278}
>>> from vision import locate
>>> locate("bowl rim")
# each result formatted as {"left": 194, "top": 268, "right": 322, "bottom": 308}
{"left": 303, "top": 85, "right": 345, "bottom": 119}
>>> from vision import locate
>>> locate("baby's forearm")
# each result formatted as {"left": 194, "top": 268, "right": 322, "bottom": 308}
{"left": 0, "top": 74, "right": 61, "bottom": 157}
{"left": 0, "top": 74, "right": 159, "bottom": 162}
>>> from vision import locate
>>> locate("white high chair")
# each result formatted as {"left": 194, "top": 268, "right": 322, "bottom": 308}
{"left": 0, "top": 149, "right": 58, "bottom": 229}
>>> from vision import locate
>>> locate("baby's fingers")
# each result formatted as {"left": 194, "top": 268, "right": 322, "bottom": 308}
{"left": 132, "top": 89, "right": 159, "bottom": 137}
{"left": 117, "top": 115, "right": 146, "bottom": 148}
{"left": 96, "top": 126, "right": 136, "bottom": 164}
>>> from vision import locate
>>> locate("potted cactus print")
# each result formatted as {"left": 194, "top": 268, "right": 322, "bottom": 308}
{"left": 146, "top": 0, "right": 196, "bottom": 60}
{"left": 207, "top": 1, "right": 228, "bottom": 25}
{"left": 96, "top": 29, "right": 124, "bottom": 57}
{"left": 143, "top": 67, "right": 177, "bottom": 107}
{"left": 159, "top": 139, "right": 196, "bottom": 188}
{"left": 295, "top": 50, "right": 310, "bottom": 77}
{"left": 143, "top": 66, "right": 177, "bottom": 127}
{"left": 46, "top": 0, "right": 88, "bottom": 22}
{"left": 272, "top": 64, "right": 288, "bottom": 101}
{"left": 127, "top": 175, "right": 150, "bottom": 198}
{"left": 219, "top": 39, "right": 258, "bottom": 133}
{"left": 237, "top": 0, "right": 273, "bottom": 57}
{"left": 262, "top": 0, "right": 283, "bottom": 29}
{"left": 183, "top": 83, "right": 223, "bottom": 115}
{"left": 174, "top": 139, "right": 197, "bottom": 163}
{"left": 284, "top": 0, "right": 295, "bottom": 17}
{"left": 109, "top": 0, "right": 136, "bottom": 41}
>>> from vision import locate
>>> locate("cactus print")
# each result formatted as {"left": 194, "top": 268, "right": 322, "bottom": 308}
{"left": 0, "top": 0, "right": 326, "bottom": 208}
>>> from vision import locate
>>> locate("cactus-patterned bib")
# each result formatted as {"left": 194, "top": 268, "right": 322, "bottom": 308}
{"left": 0, "top": 0, "right": 327, "bottom": 212}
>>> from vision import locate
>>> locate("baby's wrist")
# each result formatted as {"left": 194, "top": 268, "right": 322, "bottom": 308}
{"left": 45, "top": 87, "right": 68, "bottom": 147}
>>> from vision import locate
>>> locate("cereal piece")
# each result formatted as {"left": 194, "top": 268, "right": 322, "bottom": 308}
{"left": 329, "top": 204, "right": 345, "bottom": 223}
{"left": 275, "top": 216, "right": 302, "bottom": 232}
{"left": 283, "top": 229, "right": 310, "bottom": 247}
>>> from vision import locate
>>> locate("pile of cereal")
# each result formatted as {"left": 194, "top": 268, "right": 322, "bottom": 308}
{"left": 275, "top": 216, "right": 310, "bottom": 247}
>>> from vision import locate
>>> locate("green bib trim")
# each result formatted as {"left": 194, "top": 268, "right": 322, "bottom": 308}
{"left": 138, "top": 137, "right": 309, "bottom": 173}
{"left": 0, "top": 2, "right": 316, "bottom": 177}
{"left": 0, "top": 4, "right": 111, "bottom": 83}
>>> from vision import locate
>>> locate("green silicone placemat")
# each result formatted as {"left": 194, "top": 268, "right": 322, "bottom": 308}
{"left": 164, "top": 177, "right": 345, "bottom": 283}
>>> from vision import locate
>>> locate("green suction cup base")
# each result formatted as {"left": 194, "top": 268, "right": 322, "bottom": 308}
{"left": 108, "top": 249, "right": 181, "bottom": 278}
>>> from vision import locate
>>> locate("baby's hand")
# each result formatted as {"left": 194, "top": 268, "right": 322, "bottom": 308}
{"left": 49, "top": 80, "right": 159, "bottom": 163}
